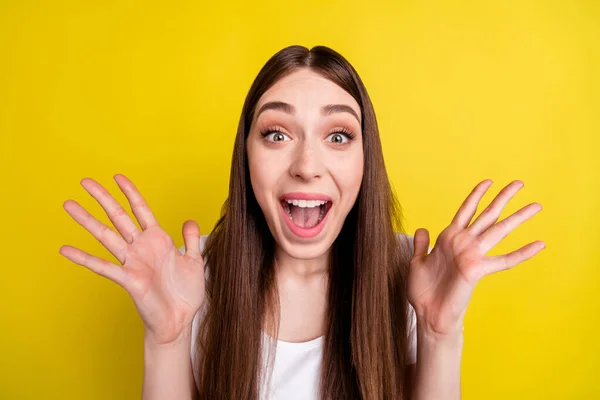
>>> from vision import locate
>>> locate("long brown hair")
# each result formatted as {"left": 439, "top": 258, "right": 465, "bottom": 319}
{"left": 194, "top": 45, "right": 413, "bottom": 400}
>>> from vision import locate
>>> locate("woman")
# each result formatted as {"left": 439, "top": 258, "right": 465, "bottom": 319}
{"left": 59, "top": 45, "right": 544, "bottom": 400}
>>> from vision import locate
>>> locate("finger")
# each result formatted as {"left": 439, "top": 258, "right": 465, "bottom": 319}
{"left": 412, "top": 228, "right": 430, "bottom": 261}
{"left": 113, "top": 174, "right": 159, "bottom": 230}
{"left": 182, "top": 220, "right": 202, "bottom": 260}
{"left": 450, "top": 179, "right": 494, "bottom": 229}
{"left": 478, "top": 202, "right": 543, "bottom": 253}
{"left": 59, "top": 245, "right": 127, "bottom": 287}
{"left": 63, "top": 199, "right": 128, "bottom": 264}
{"left": 467, "top": 180, "right": 524, "bottom": 236}
{"left": 80, "top": 178, "right": 141, "bottom": 243}
{"left": 481, "top": 240, "right": 545, "bottom": 276}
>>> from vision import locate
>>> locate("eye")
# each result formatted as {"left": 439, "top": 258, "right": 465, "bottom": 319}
{"left": 326, "top": 129, "right": 355, "bottom": 144}
{"left": 260, "top": 128, "right": 291, "bottom": 143}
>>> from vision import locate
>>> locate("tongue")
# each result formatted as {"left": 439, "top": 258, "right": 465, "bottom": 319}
{"left": 290, "top": 205, "right": 320, "bottom": 228}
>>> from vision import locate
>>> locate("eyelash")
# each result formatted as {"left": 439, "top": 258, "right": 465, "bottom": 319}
{"left": 259, "top": 127, "right": 356, "bottom": 143}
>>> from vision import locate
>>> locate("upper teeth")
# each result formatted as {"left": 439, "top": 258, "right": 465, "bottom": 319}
{"left": 286, "top": 199, "right": 327, "bottom": 208}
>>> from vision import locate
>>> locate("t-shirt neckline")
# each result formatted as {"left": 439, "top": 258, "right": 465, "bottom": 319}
{"left": 261, "top": 331, "right": 324, "bottom": 350}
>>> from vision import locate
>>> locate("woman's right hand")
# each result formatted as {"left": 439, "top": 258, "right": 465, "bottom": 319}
{"left": 60, "top": 174, "right": 206, "bottom": 345}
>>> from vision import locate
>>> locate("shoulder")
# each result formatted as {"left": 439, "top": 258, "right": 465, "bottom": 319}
{"left": 395, "top": 231, "right": 432, "bottom": 256}
{"left": 395, "top": 232, "right": 415, "bottom": 246}
{"left": 395, "top": 232, "right": 416, "bottom": 260}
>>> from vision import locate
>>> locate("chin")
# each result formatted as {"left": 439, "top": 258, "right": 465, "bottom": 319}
{"left": 278, "top": 238, "right": 334, "bottom": 261}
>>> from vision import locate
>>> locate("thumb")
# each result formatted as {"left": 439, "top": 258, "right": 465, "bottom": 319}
{"left": 413, "top": 228, "right": 430, "bottom": 261}
{"left": 182, "top": 220, "right": 202, "bottom": 259}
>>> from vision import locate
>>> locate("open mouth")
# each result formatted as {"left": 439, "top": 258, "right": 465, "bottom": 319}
{"left": 281, "top": 199, "right": 332, "bottom": 228}
{"left": 279, "top": 198, "right": 332, "bottom": 238}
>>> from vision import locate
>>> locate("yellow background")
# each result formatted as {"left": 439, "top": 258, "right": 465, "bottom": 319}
{"left": 1, "top": 1, "right": 598, "bottom": 398}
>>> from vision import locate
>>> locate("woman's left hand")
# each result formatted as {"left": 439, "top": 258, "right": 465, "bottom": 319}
{"left": 407, "top": 179, "right": 545, "bottom": 337}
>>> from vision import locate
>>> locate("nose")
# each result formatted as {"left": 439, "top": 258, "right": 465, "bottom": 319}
{"left": 288, "top": 139, "right": 325, "bottom": 181}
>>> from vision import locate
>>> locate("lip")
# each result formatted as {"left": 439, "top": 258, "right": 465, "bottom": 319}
{"left": 279, "top": 202, "right": 331, "bottom": 238}
{"left": 280, "top": 192, "right": 332, "bottom": 202}
{"left": 278, "top": 193, "right": 333, "bottom": 239}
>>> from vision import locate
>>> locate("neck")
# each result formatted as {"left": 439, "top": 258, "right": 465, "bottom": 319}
{"left": 273, "top": 245, "right": 330, "bottom": 280}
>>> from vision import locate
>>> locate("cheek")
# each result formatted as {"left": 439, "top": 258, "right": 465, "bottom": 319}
{"left": 247, "top": 145, "right": 283, "bottom": 205}
{"left": 333, "top": 150, "right": 364, "bottom": 197}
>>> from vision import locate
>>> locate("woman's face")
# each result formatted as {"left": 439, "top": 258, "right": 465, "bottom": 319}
{"left": 247, "top": 68, "right": 364, "bottom": 260}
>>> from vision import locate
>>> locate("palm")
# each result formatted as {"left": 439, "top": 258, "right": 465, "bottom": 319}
{"left": 60, "top": 174, "right": 205, "bottom": 344}
{"left": 407, "top": 180, "right": 545, "bottom": 336}
{"left": 120, "top": 226, "right": 205, "bottom": 343}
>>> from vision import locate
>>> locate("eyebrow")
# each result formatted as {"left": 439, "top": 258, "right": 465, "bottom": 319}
{"left": 255, "top": 101, "right": 361, "bottom": 124}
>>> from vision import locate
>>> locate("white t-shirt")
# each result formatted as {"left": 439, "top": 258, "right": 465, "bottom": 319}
{"left": 179, "top": 233, "right": 418, "bottom": 400}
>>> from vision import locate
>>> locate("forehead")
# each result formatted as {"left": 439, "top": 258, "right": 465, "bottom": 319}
{"left": 256, "top": 69, "right": 361, "bottom": 114}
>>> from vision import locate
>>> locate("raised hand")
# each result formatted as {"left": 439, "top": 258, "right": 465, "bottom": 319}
{"left": 59, "top": 174, "right": 206, "bottom": 345}
{"left": 407, "top": 179, "right": 545, "bottom": 336}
